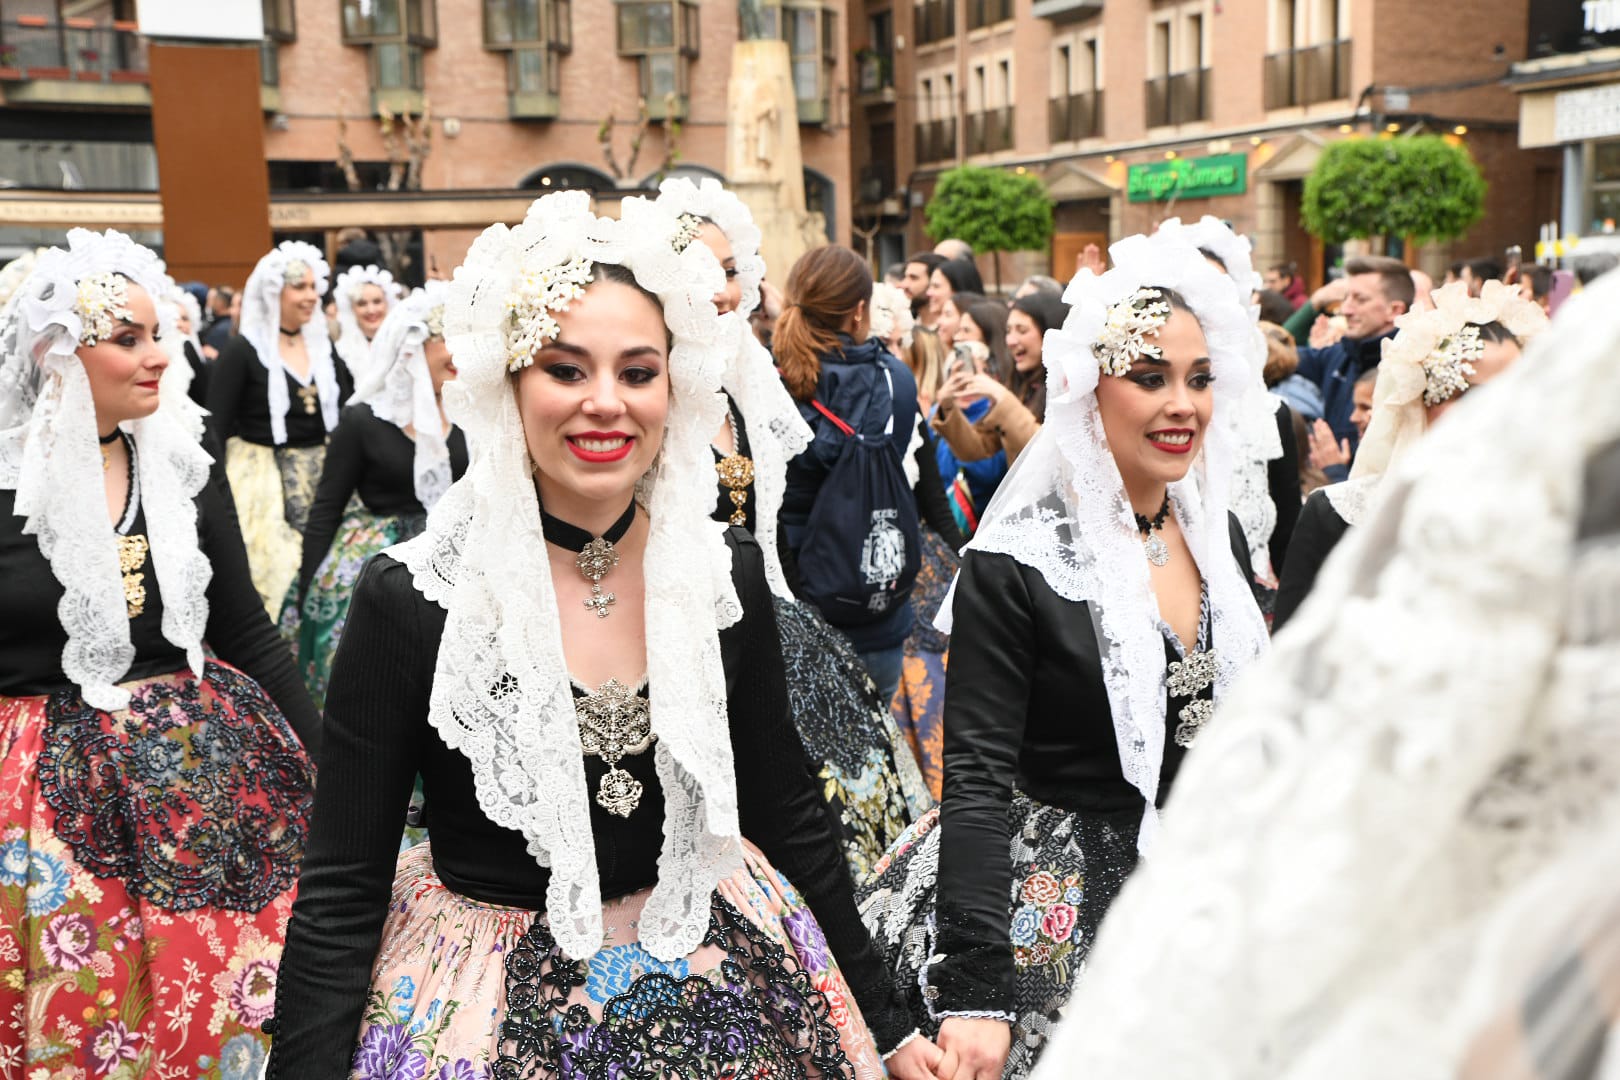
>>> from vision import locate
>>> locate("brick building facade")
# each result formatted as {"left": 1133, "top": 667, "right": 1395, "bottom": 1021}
{"left": 850, "top": 0, "right": 1559, "bottom": 289}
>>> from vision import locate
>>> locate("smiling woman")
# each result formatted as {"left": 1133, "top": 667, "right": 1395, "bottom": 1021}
{"left": 858, "top": 232, "right": 1269, "bottom": 1080}
{"left": 267, "top": 192, "right": 937, "bottom": 1079}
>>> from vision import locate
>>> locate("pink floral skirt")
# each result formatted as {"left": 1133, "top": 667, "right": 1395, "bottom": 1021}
{"left": 0, "top": 661, "right": 315, "bottom": 1080}
{"left": 350, "top": 842, "right": 885, "bottom": 1079}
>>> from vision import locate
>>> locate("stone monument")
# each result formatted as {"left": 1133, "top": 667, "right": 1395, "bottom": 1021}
{"left": 726, "top": 33, "right": 821, "bottom": 287}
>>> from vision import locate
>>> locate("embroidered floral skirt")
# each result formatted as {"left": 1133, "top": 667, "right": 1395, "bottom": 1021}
{"left": 0, "top": 661, "right": 316, "bottom": 1079}
{"left": 774, "top": 597, "right": 933, "bottom": 883}
{"left": 857, "top": 794, "right": 1139, "bottom": 1080}
{"left": 278, "top": 506, "right": 425, "bottom": 713}
{"left": 349, "top": 842, "right": 884, "bottom": 1080}
{"left": 225, "top": 437, "right": 326, "bottom": 619}
{"left": 890, "top": 527, "right": 959, "bottom": 801}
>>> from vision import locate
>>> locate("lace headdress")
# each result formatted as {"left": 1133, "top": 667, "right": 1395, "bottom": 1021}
{"left": 1326, "top": 279, "right": 1548, "bottom": 526}
{"left": 1153, "top": 216, "right": 1284, "bottom": 575}
{"left": 0, "top": 229, "right": 214, "bottom": 711}
{"left": 0, "top": 248, "right": 43, "bottom": 311}
{"left": 239, "top": 240, "right": 338, "bottom": 445}
{"left": 940, "top": 232, "right": 1269, "bottom": 853}
{"left": 155, "top": 280, "right": 209, "bottom": 442}
{"left": 1030, "top": 254, "right": 1620, "bottom": 1080}
{"left": 389, "top": 190, "right": 743, "bottom": 962}
{"left": 648, "top": 178, "right": 812, "bottom": 600}
{"left": 332, "top": 263, "right": 404, "bottom": 385}
{"left": 352, "top": 280, "right": 454, "bottom": 512}
{"left": 867, "top": 282, "right": 915, "bottom": 352}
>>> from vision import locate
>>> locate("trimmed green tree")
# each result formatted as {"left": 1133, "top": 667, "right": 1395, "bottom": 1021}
{"left": 924, "top": 165, "right": 1055, "bottom": 294}
{"left": 1301, "top": 135, "right": 1486, "bottom": 249}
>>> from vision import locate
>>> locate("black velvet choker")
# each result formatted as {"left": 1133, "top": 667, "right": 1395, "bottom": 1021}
{"left": 538, "top": 500, "right": 637, "bottom": 553}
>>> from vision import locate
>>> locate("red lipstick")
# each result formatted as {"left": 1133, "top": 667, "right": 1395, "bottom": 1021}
{"left": 1146, "top": 428, "right": 1195, "bottom": 455}
{"left": 566, "top": 431, "right": 635, "bottom": 463}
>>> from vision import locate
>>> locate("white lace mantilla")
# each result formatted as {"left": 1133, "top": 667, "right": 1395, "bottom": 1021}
{"left": 332, "top": 263, "right": 404, "bottom": 386}
{"left": 940, "top": 232, "right": 1269, "bottom": 852}
{"left": 240, "top": 241, "right": 339, "bottom": 445}
{"left": 1029, "top": 265, "right": 1620, "bottom": 1080}
{"left": 0, "top": 230, "right": 213, "bottom": 711}
{"left": 391, "top": 191, "right": 745, "bottom": 962}
{"left": 353, "top": 281, "right": 454, "bottom": 512}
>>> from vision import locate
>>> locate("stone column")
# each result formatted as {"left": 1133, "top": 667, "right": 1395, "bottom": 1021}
{"left": 727, "top": 39, "right": 820, "bottom": 286}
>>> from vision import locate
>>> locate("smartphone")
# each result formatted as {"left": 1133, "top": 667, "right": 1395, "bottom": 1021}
{"left": 953, "top": 340, "right": 989, "bottom": 375}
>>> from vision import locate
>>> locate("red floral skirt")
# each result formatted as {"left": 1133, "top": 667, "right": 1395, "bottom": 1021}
{"left": 0, "top": 661, "right": 315, "bottom": 1079}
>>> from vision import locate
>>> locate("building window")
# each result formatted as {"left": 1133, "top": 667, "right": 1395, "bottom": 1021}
{"left": 342, "top": 0, "right": 436, "bottom": 94}
{"left": 485, "top": 0, "right": 570, "bottom": 51}
{"left": 1264, "top": 0, "right": 1349, "bottom": 108}
{"left": 616, "top": 0, "right": 698, "bottom": 117}
{"left": 914, "top": 0, "right": 954, "bottom": 47}
{"left": 1050, "top": 32, "right": 1104, "bottom": 142}
{"left": 749, "top": 1, "right": 837, "bottom": 122}
{"left": 966, "top": 0, "right": 1013, "bottom": 32}
{"left": 264, "top": 0, "right": 296, "bottom": 40}
{"left": 1145, "top": 8, "right": 1208, "bottom": 127}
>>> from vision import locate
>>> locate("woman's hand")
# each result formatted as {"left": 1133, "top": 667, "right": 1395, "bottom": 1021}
{"left": 1306, "top": 418, "right": 1352, "bottom": 470}
{"left": 1307, "top": 313, "right": 1344, "bottom": 350}
{"left": 937, "top": 1016, "right": 1012, "bottom": 1080}
{"left": 937, "top": 369, "right": 973, "bottom": 415}
{"left": 886, "top": 1034, "right": 948, "bottom": 1080}
{"left": 958, "top": 373, "right": 1007, "bottom": 409}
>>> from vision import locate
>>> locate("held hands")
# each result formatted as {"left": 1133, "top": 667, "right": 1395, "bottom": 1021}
{"left": 1307, "top": 418, "right": 1352, "bottom": 470}
{"left": 886, "top": 1034, "right": 948, "bottom": 1080}
{"left": 935, "top": 1016, "right": 1012, "bottom": 1080}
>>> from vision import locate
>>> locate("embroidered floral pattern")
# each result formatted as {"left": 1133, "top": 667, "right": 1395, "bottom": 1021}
{"left": 2, "top": 676, "right": 305, "bottom": 1080}
{"left": 35, "top": 661, "right": 315, "bottom": 912}
{"left": 1421, "top": 323, "right": 1482, "bottom": 406}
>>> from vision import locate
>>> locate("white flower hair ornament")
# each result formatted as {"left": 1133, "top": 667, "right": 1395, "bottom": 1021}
{"left": 653, "top": 176, "right": 768, "bottom": 319}
{"left": 240, "top": 241, "right": 339, "bottom": 444}
{"left": 336, "top": 263, "right": 403, "bottom": 307}
{"left": 867, "top": 281, "right": 916, "bottom": 352}
{"left": 1347, "top": 280, "right": 1548, "bottom": 493}
{"left": 0, "top": 229, "right": 212, "bottom": 713}
{"left": 1092, "top": 287, "right": 1174, "bottom": 378}
{"left": 404, "top": 191, "right": 745, "bottom": 963}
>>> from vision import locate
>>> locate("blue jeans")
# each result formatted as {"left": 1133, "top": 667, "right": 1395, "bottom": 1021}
{"left": 856, "top": 644, "right": 905, "bottom": 709}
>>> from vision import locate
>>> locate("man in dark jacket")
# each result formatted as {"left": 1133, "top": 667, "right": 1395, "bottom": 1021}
{"left": 1295, "top": 254, "right": 1412, "bottom": 449}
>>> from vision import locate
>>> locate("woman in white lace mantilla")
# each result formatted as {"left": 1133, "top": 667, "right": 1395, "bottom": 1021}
{"left": 1030, "top": 256, "right": 1620, "bottom": 1080}
{"left": 856, "top": 232, "right": 1269, "bottom": 1080}
{"left": 277, "top": 280, "right": 468, "bottom": 711}
{"left": 267, "top": 192, "right": 944, "bottom": 1080}
{"left": 330, "top": 263, "right": 404, "bottom": 387}
{"left": 645, "top": 177, "right": 933, "bottom": 881}
{"left": 1273, "top": 279, "right": 1547, "bottom": 631}
{"left": 206, "top": 241, "right": 351, "bottom": 616}
{"left": 0, "top": 228, "right": 317, "bottom": 1078}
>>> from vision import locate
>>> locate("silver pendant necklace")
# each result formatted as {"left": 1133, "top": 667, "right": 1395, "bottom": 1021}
{"left": 1135, "top": 493, "right": 1172, "bottom": 567}
{"left": 574, "top": 678, "right": 656, "bottom": 816}
{"left": 539, "top": 499, "right": 637, "bottom": 619}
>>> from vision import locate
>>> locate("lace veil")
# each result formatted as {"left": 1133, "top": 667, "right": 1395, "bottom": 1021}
{"left": 1155, "top": 215, "right": 1284, "bottom": 575}
{"left": 389, "top": 191, "right": 745, "bottom": 962}
{"left": 1029, "top": 264, "right": 1620, "bottom": 1080}
{"left": 649, "top": 178, "right": 812, "bottom": 599}
{"left": 239, "top": 240, "right": 339, "bottom": 445}
{"left": 352, "top": 280, "right": 453, "bottom": 512}
{"left": 156, "top": 281, "right": 208, "bottom": 442}
{"left": 1325, "top": 279, "right": 1548, "bottom": 527}
{"left": 940, "top": 232, "right": 1269, "bottom": 853}
{"left": 332, "top": 263, "right": 404, "bottom": 385}
{"left": 0, "top": 229, "right": 214, "bottom": 711}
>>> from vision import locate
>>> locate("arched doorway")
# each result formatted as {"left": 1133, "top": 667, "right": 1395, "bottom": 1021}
{"left": 518, "top": 162, "right": 616, "bottom": 193}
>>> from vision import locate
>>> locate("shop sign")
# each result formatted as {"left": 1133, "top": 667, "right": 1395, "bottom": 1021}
{"left": 1127, "top": 153, "right": 1248, "bottom": 203}
{"left": 1555, "top": 83, "right": 1620, "bottom": 142}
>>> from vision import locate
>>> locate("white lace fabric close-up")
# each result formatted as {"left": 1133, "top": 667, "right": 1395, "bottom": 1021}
{"left": 1029, "top": 271, "right": 1620, "bottom": 1080}
{"left": 938, "top": 230, "right": 1270, "bottom": 856}
{"left": 352, "top": 279, "right": 454, "bottom": 512}
{"left": 646, "top": 180, "right": 811, "bottom": 601}
{"left": 389, "top": 190, "right": 746, "bottom": 963}
{"left": 0, "top": 228, "right": 214, "bottom": 711}
{"left": 239, "top": 240, "right": 339, "bottom": 445}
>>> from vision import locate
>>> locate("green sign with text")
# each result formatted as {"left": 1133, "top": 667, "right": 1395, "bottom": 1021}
{"left": 1127, "top": 153, "right": 1249, "bottom": 203}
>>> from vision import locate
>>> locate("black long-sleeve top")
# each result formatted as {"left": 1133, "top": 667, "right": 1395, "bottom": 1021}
{"left": 1267, "top": 400, "right": 1302, "bottom": 573}
{"left": 206, "top": 336, "right": 352, "bottom": 448}
{"left": 1271, "top": 487, "right": 1351, "bottom": 633}
{"left": 0, "top": 474, "right": 321, "bottom": 756}
{"left": 296, "top": 405, "right": 468, "bottom": 600}
{"left": 267, "top": 529, "right": 915, "bottom": 1076}
{"left": 931, "top": 514, "right": 1253, "bottom": 1016}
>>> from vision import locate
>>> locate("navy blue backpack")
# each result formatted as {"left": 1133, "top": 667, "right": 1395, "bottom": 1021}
{"left": 795, "top": 384, "right": 921, "bottom": 628}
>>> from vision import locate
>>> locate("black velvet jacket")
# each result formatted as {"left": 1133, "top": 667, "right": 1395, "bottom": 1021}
{"left": 1272, "top": 487, "right": 1351, "bottom": 632}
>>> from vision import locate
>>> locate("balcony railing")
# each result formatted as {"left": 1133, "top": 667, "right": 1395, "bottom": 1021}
{"left": 965, "top": 106, "right": 1014, "bottom": 155}
{"left": 1048, "top": 89, "right": 1104, "bottom": 142}
{"left": 0, "top": 18, "right": 148, "bottom": 81}
{"left": 915, "top": 117, "right": 958, "bottom": 163}
{"left": 966, "top": 0, "right": 1014, "bottom": 30}
{"left": 1264, "top": 39, "right": 1352, "bottom": 109}
{"left": 858, "top": 162, "right": 895, "bottom": 204}
{"left": 915, "top": 0, "right": 955, "bottom": 46}
{"left": 1145, "top": 68, "right": 1209, "bottom": 127}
